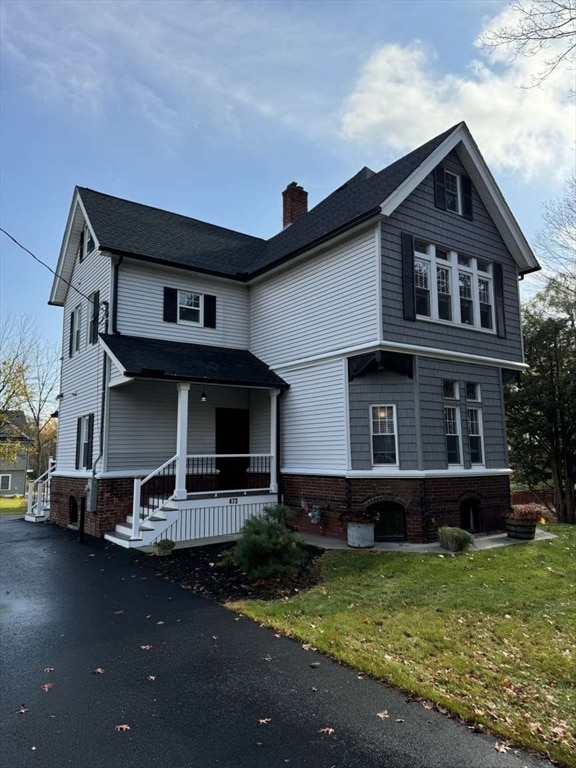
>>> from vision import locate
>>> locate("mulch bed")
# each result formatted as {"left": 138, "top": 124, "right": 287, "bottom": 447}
{"left": 133, "top": 541, "right": 324, "bottom": 603}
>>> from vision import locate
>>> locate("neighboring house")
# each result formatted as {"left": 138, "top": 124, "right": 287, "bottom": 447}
{"left": 46, "top": 122, "right": 539, "bottom": 547}
{"left": 0, "top": 411, "right": 30, "bottom": 497}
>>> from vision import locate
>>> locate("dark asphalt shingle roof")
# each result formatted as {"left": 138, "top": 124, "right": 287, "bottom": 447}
{"left": 79, "top": 124, "right": 458, "bottom": 279}
{"left": 101, "top": 334, "right": 288, "bottom": 389}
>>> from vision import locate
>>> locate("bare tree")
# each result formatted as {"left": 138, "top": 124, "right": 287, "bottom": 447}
{"left": 481, "top": 1, "right": 576, "bottom": 85}
{"left": 23, "top": 343, "right": 60, "bottom": 475}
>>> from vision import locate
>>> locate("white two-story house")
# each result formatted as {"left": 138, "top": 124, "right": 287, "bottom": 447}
{"left": 44, "top": 122, "right": 539, "bottom": 547}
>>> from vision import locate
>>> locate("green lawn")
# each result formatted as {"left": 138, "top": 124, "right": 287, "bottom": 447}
{"left": 230, "top": 524, "right": 576, "bottom": 767}
{"left": 0, "top": 497, "right": 27, "bottom": 515}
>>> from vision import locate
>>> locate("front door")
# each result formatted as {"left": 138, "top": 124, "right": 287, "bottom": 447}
{"left": 215, "top": 408, "right": 250, "bottom": 491}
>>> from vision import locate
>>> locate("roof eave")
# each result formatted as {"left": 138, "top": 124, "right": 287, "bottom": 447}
{"left": 102, "top": 248, "right": 250, "bottom": 282}
{"left": 378, "top": 122, "right": 540, "bottom": 275}
{"left": 123, "top": 370, "right": 288, "bottom": 390}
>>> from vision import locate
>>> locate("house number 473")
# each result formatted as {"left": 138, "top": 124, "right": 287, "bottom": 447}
{"left": 228, "top": 498, "right": 238, "bottom": 504}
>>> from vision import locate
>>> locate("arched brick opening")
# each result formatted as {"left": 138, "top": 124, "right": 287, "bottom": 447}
{"left": 458, "top": 492, "right": 482, "bottom": 533}
{"left": 68, "top": 494, "right": 79, "bottom": 526}
{"left": 367, "top": 500, "right": 407, "bottom": 542}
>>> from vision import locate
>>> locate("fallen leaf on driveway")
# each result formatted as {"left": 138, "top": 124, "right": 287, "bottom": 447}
{"left": 139, "top": 645, "right": 152, "bottom": 650}
{"left": 310, "top": 686, "right": 318, "bottom": 692}
{"left": 395, "top": 718, "right": 404, "bottom": 723}
{"left": 309, "top": 662, "right": 320, "bottom": 669}
{"left": 114, "top": 610, "right": 124, "bottom": 615}
{"left": 319, "top": 727, "right": 335, "bottom": 735}
{"left": 494, "top": 742, "right": 511, "bottom": 753}
{"left": 258, "top": 718, "right": 272, "bottom": 725}
{"left": 93, "top": 668, "right": 105, "bottom": 675}
{"left": 376, "top": 711, "right": 389, "bottom": 719}
{"left": 41, "top": 683, "right": 53, "bottom": 692}
{"left": 156, "top": 621, "right": 164, "bottom": 625}
{"left": 264, "top": 654, "right": 272, "bottom": 662}
{"left": 302, "top": 643, "right": 316, "bottom": 651}
{"left": 17, "top": 705, "right": 28, "bottom": 714}
{"left": 115, "top": 724, "right": 131, "bottom": 732}
{"left": 147, "top": 675, "right": 157, "bottom": 681}
{"left": 43, "top": 667, "right": 54, "bottom": 673}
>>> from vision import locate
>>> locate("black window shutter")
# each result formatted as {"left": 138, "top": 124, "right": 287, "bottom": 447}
{"left": 401, "top": 232, "right": 416, "bottom": 322}
{"left": 78, "top": 230, "right": 85, "bottom": 262}
{"left": 462, "top": 176, "right": 473, "bottom": 220}
{"left": 493, "top": 263, "right": 506, "bottom": 338}
{"left": 75, "top": 418, "right": 82, "bottom": 469}
{"left": 90, "top": 291, "right": 100, "bottom": 344}
{"left": 163, "top": 287, "right": 178, "bottom": 323}
{"left": 69, "top": 311, "right": 75, "bottom": 358}
{"left": 434, "top": 164, "right": 446, "bottom": 210}
{"left": 204, "top": 294, "right": 217, "bottom": 328}
{"left": 86, "top": 414, "right": 94, "bottom": 470}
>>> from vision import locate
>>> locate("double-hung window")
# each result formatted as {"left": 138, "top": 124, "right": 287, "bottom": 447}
{"left": 69, "top": 305, "right": 82, "bottom": 357}
{"left": 179, "top": 291, "right": 202, "bottom": 324}
{"left": 75, "top": 414, "right": 94, "bottom": 470}
{"left": 163, "top": 288, "right": 217, "bottom": 328}
{"left": 444, "top": 171, "right": 461, "bottom": 214}
{"left": 371, "top": 405, "right": 398, "bottom": 466}
{"left": 0, "top": 475, "right": 10, "bottom": 491}
{"left": 444, "top": 406, "right": 462, "bottom": 465}
{"left": 413, "top": 243, "right": 494, "bottom": 331}
{"left": 467, "top": 408, "right": 484, "bottom": 464}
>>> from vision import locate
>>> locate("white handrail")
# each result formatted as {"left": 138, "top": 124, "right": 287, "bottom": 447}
{"left": 27, "top": 459, "right": 55, "bottom": 518}
{"left": 131, "top": 455, "right": 177, "bottom": 539}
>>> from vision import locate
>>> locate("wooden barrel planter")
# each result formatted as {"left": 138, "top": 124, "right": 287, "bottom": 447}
{"left": 505, "top": 520, "right": 537, "bottom": 540}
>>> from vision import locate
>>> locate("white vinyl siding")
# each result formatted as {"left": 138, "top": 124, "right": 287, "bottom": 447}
{"left": 280, "top": 360, "right": 347, "bottom": 472}
{"left": 116, "top": 261, "right": 249, "bottom": 348}
{"left": 56, "top": 247, "right": 111, "bottom": 473}
{"left": 250, "top": 229, "right": 378, "bottom": 367}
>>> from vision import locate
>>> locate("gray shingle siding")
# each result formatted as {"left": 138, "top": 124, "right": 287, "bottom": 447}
{"left": 381, "top": 151, "right": 523, "bottom": 362}
{"left": 418, "top": 358, "right": 508, "bottom": 470}
{"left": 349, "top": 371, "right": 418, "bottom": 471}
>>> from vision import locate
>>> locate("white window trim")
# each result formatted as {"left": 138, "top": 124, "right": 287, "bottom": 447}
{"left": 465, "top": 382, "right": 481, "bottom": 402}
{"left": 0, "top": 474, "right": 11, "bottom": 491}
{"left": 444, "top": 405, "right": 463, "bottom": 466}
{"left": 71, "top": 305, "right": 82, "bottom": 355}
{"left": 467, "top": 407, "right": 485, "bottom": 466}
{"left": 445, "top": 170, "right": 462, "bottom": 215}
{"left": 178, "top": 290, "right": 204, "bottom": 325}
{"left": 78, "top": 415, "right": 91, "bottom": 470}
{"left": 415, "top": 244, "right": 495, "bottom": 332}
{"left": 370, "top": 404, "right": 399, "bottom": 467}
{"left": 443, "top": 379, "right": 459, "bottom": 400}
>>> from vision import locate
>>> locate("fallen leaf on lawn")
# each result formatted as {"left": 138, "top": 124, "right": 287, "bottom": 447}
{"left": 319, "top": 727, "right": 335, "bottom": 735}
{"left": 494, "top": 742, "right": 511, "bottom": 753}
{"left": 43, "top": 667, "right": 54, "bottom": 673}
{"left": 115, "top": 724, "right": 131, "bottom": 732}
{"left": 309, "top": 662, "right": 320, "bottom": 669}
{"left": 147, "top": 675, "right": 157, "bottom": 681}
{"left": 395, "top": 718, "right": 404, "bottom": 723}
{"left": 376, "top": 710, "right": 389, "bottom": 719}
{"left": 17, "top": 705, "right": 28, "bottom": 714}
{"left": 258, "top": 718, "right": 272, "bottom": 725}
{"left": 41, "top": 683, "right": 53, "bottom": 692}
{"left": 139, "top": 645, "right": 152, "bottom": 650}
{"left": 93, "top": 668, "right": 105, "bottom": 675}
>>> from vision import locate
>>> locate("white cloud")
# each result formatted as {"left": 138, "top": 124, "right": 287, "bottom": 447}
{"left": 340, "top": 9, "right": 575, "bottom": 182}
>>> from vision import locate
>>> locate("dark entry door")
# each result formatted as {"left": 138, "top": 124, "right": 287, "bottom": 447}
{"left": 215, "top": 408, "right": 250, "bottom": 491}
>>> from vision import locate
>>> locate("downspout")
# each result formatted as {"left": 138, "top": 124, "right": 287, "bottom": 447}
{"left": 276, "top": 391, "right": 283, "bottom": 503}
{"left": 112, "top": 256, "right": 123, "bottom": 334}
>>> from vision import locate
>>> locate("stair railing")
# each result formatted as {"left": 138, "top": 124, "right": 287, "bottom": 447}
{"left": 131, "top": 455, "right": 177, "bottom": 540}
{"left": 26, "top": 458, "right": 55, "bottom": 519}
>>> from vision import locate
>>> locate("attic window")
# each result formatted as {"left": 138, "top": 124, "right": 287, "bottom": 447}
{"left": 445, "top": 171, "right": 461, "bottom": 214}
{"left": 434, "top": 163, "right": 473, "bottom": 220}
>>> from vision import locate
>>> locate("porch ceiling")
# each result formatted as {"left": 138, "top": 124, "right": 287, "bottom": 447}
{"left": 100, "top": 333, "right": 288, "bottom": 390}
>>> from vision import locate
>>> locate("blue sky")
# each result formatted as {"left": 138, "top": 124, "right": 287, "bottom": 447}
{"left": 1, "top": 0, "right": 574, "bottom": 349}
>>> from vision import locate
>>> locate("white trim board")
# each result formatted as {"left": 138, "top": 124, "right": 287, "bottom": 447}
{"left": 281, "top": 466, "right": 512, "bottom": 479}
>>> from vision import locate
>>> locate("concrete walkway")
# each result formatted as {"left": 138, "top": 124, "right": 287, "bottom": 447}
{"left": 302, "top": 527, "right": 555, "bottom": 553}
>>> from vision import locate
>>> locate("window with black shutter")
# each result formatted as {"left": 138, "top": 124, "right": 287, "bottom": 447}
{"left": 434, "top": 163, "right": 473, "bottom": 220}
{"left": 164, "top": 288, "right": 217, "bottom": 328}
{"left": 89, "top": 291, "right": 100, "bottom": 344}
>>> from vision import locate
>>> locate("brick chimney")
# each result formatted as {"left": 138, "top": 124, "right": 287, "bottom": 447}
{"left": 282, "top": 182, "right": 308, "bottom": 228}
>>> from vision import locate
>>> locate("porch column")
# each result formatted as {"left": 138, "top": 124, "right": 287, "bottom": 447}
{"left": 269, "top": 389, "right": 279, "bottom": 493}
{"left": 175, "top": 382, "right": 190, "bottom": 500}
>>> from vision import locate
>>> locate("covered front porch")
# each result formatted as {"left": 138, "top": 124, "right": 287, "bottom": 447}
{"left": 98, "top": 334, "right": 288, "bottom": 548}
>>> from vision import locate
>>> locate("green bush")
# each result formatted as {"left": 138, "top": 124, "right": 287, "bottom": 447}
{"left": 438, "top": 526, "right": 474, "bottom": 552}
{"left": 235, "top": 504, "right": 305, "bottom": 581}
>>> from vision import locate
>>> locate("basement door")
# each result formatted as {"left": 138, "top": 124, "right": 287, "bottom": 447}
{"left": 215, "top": 408, "right": 250, "bottom": 491}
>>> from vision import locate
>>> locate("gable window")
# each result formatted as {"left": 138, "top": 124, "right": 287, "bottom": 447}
{"left": 444, "top": 406, "right": 462, "bottom": 465}
{"left": 371, "top": 405, "right": 398, "bottom": 466}
{"left": 69, "top": 305, "right": 82, "bottom": 357}
{"left": 0, "top": 475, "right": 10, "bottom": 491}
{"left": 467, "top": 408, "right": 484, "bottom": 464}
{"left": 77, "top": 228, "right": 95, "bottom": 263}
{"left": 163, "top": 287, "right": 217, "bottom": 328}
{"left": 75, "top": 414, "right": 94, "bottom": 470}
{"left": 88, "top": 291, "right": 100, "bottom": 345}
{"left": 434, "top": 163, "right": 473, "bottom": 219}
{"left": 408, "top": 241, "right": 496, "bottom": 333}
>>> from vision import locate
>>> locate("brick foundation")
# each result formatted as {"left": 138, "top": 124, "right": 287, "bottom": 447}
{"left": 282, "top": 473, "right": 511, "bottom": 543}
{"left": 50, "top": 476, "right": 134, "bottom": 538}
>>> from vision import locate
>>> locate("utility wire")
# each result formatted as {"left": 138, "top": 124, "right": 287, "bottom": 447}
{"left": 1, "top": 226, "right": 98, "bottom": 305}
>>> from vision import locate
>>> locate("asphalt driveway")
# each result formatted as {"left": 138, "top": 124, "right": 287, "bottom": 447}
{"left": 0, "top": 518, "right": 554, "bottom": 768}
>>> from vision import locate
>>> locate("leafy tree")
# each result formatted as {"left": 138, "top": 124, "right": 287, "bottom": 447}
{"left": 481, "top": 1, "right": 576, "bottom": 86}
{"left": 506, "top": 293, "right": 576, "bottom": 523}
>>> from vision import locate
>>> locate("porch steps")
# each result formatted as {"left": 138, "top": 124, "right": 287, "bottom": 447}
{"left": 104, "top": 500, "right": 180, "bottom": 549}
{"left": 24, "top": 507, "right": 50, "bottom": 523}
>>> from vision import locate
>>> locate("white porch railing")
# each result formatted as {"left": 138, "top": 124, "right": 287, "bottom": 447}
{"left": 26, "top": 459, "right": 55, "bottom": 521}
{"left": 130, "top": 453, "right": 275, "bottom": 541}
